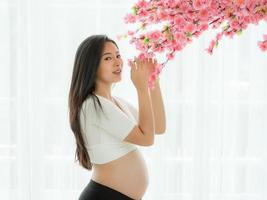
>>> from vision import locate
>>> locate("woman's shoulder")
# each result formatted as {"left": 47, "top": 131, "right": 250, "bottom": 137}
{"left": 81, "top": 95, "right": 99, "bottom": 113}
{"left": 80, "top": 95, "right": 103, "bottom": 123}
{"left": 82, "top": 95, "right": 93, "bottom": 107}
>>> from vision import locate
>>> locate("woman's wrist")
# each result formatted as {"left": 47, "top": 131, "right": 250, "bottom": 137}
{"left": 152, "top": 74, "right": 160, "bottom": 83}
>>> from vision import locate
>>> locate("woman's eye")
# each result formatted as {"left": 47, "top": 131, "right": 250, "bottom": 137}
{"left": 105, "top": 55, "right": 121, "bottom": 60}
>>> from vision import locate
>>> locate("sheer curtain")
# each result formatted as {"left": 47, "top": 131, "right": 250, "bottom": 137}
{"left": 1, "top": 0, "right": 266, "bottom": 199}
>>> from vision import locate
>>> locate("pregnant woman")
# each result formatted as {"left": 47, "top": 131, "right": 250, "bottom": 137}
{"left": 68, "top": 34, "right": 166, "bottom": 200}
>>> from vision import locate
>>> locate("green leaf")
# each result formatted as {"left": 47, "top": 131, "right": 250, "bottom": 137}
{"left": 132, "top": 6, "right": 138, "bottom": 15}
{"left": 162, "top": 25, "right": 170, "bottom": 33}
{"left": 223, "top": 24, "right": 230, "bottom": 31}
{"left": 236, "top": 30, "right": 242, "bottom": 36}
{"left": 186, "top": 32, "right": 192, "bottom": 38}
{"left": 168, "top": 34, "right": 174, "bottom": 41}
{"left": 144, "top": 37, "right": 150, "bottom": 44}
{"left": 215, "top": 41, "right": 219, "bottom": 48}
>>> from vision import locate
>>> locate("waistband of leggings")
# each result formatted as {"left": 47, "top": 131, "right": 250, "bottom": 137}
{"left": 89, "top": 179, "right": 135, "bottom": 200}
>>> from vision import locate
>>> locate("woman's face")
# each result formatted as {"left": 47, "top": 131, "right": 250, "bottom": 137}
{"left": 96, "top": 42, "right": 123, "bottom": 84}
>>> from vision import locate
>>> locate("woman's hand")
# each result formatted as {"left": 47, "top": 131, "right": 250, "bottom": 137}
{"left": 144, "top": 57, "right": 158, "bottom": 76}
{"left": 129, "top": 57, "right": 150, "bottom": 91}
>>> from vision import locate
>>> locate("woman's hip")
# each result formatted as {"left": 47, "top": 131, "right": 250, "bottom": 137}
{"left": 78, "top": 179, "right": 141, "bottom": 200}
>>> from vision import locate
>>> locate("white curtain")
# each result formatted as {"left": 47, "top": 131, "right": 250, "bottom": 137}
{"left": 1, "top": 0, "right": 267, "bottom": 199}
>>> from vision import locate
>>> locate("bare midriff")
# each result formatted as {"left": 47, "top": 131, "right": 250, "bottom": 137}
{"left": 91, "top": 148, "right": 149, "bottom": 200}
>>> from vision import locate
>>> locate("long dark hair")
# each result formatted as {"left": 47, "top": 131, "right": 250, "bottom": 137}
{"left": 68, "top": 34, "right": 119, "bottom": 170}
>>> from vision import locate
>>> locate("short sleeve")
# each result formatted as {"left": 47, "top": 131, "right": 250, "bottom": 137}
{"left": 86, "top": 97, "right": 137, "bottom": 141}
{"left": 117, "top": 98, "right": 139, "bottom": 123}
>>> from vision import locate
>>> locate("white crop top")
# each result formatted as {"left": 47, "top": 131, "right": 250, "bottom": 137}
{"left": 79, "top": 94, "right": 139, "bottom": 164}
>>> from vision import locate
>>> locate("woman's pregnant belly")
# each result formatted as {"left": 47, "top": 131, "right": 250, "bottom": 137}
{"left": 91, "top": 148, "right": 149, "bottom": 200}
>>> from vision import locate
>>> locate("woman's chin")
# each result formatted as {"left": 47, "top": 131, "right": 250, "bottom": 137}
{"left": 114, "top": 76, "right": 122, "bottom": 81}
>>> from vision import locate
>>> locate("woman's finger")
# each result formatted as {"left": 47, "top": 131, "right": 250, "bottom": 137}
{"left": 132, "top": 60, "right": 137, "bottom": 69}
{"left": 135, "top": 57, "right": 140, "bottom": 67}
{"left": 139, "top": 58, "right": 144, "bottom": 69}
{"left": 133, "top": 56, "right": 137, "bottom": 66}
{"left": 130, "top": 60, "right": 135, "bottom": 66}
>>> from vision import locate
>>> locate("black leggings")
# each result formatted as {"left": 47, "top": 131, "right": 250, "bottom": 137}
{"left": 78, "top": 179, "right": 141, "bottom": 200}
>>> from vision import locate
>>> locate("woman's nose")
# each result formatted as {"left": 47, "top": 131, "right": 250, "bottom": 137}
{"left": 115, "top": 58, "right": 123, "bottom": 66}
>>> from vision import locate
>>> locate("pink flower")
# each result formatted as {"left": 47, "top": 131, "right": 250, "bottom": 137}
{"left": 184, "top": 23, "right": 196, "bottom": 33}
{"left": 199, "top": 9, "right": 209, "bottom": 21}
{"left": 138, "top": 53, "right": 146, "bottom": 60}
{"left": 127, "top": 30, "right": 135, "bottom": 36}
{"left": 235, "top": 0, "right": 245, "bottom": 6}
{"left": 124, "top": 13, "right": 136, "bottom": 23}
{"left": 135, "top": 40, "right": 146, "bottom": 51}
{"left": 243, "top": 16, "right": 251, "bottom": 24}
{"left": 216, "top": 32, "right": 223, "bottom": 40}
{"left": 205, "top": 47, "right": 213, "bottom": 55}
{"left": 174, "top": 16, "right": 186, "bottom": 26}
{"left": 258, "top": 41, "right": 267, "bottom": 51}
{"left": 158, "top": 11, "right": 168, "bottom": 20}
{"left": 174, "top": 43, "right": 183, "bottom": 51}
{"left": 174, "top": 32, "right": 183, "bottom": 40}
{"left": 122, "top": 0, "right": 267, "bottom": 69}
{"left": 194, "top": 31, "right": 201, "bottom": 38}
{"left": 205, "top": 39, "right": 216, "bottom": 54}
{"left": 138, "top": 9, "right": 149, "bottom": 17}
{"left": 136, "top": 0, "right": 149, "bottom": 8}
{"left": 199, "top": 23, "right": 209, "bottom": 31}
{"left": 167, "top": 52, "right": 175, "bottom": 60}
{"left": 193, "top": 0, "right": 212, "bottom": 10}
{"left": 230, "top": 20, "right": 240, "bottom": 29}
{"left": 129, "top": 38, "right": 135, "bottom": 44}
{"left": 148, "top": 73, "right": 157, "bottom": 89}
{"left": 149, "top": 31, "right": 161, "bottom": 40}
{"left": 148, "top": 14, "right": 157, "bottom": 23}
{"left": 154, "top": 45, "right": 164, "bottom": 53}
{"left": 150, "top": 73, "right": 157, "bottom": 81}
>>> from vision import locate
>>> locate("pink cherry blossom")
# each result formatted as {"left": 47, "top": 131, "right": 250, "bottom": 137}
{"left": 136, "top": 0, "right": 149, "bottom": 8}
{"left": 258, "top": 41, "right": 267, "bottom": 51}
{"left": 124, "top": 13, "right": 137, "bottom": 23}
{"left": 193, "top": 0, "right": 212, "bottom": 10}
{"left": 199, "top": 9, "right": 210, "bottom": 21}
{"left": 117, "top": 0, "right": 267, "bottom": 89}
{"left": 128, "top": 30, "right": 136, "bottom": 36}
{"left": 148, "top": 30, "right": 161, "bottom": 40}
{"left": 167, "top": 52, "right": 175, "bottom": 60}
{"left": 184, "top": 23, "right": 197, "bottom": 33}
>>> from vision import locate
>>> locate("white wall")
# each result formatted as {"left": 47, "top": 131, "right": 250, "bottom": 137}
{"left": 0, "top": 0, "right": 267, "bottom": 199}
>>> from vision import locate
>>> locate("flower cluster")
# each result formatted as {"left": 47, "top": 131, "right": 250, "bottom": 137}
{"left": 118, "top": 0, "right": 267, "bottom": 88}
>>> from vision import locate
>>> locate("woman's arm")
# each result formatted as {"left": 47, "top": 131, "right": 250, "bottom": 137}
{"left": 137, "top": 87, "right": 155, "bottom": 144}
{"left": 149, "top": 80, "right": 166, "bottom": 134}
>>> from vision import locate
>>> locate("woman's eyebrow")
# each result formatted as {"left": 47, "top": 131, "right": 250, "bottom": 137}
{"left": 102, "top": 51, "right": 120, "bottom": 57}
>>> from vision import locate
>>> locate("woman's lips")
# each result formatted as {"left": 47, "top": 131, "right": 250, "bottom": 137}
{"left": 113, "top": 69, "right": 121, "bottom": 75}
